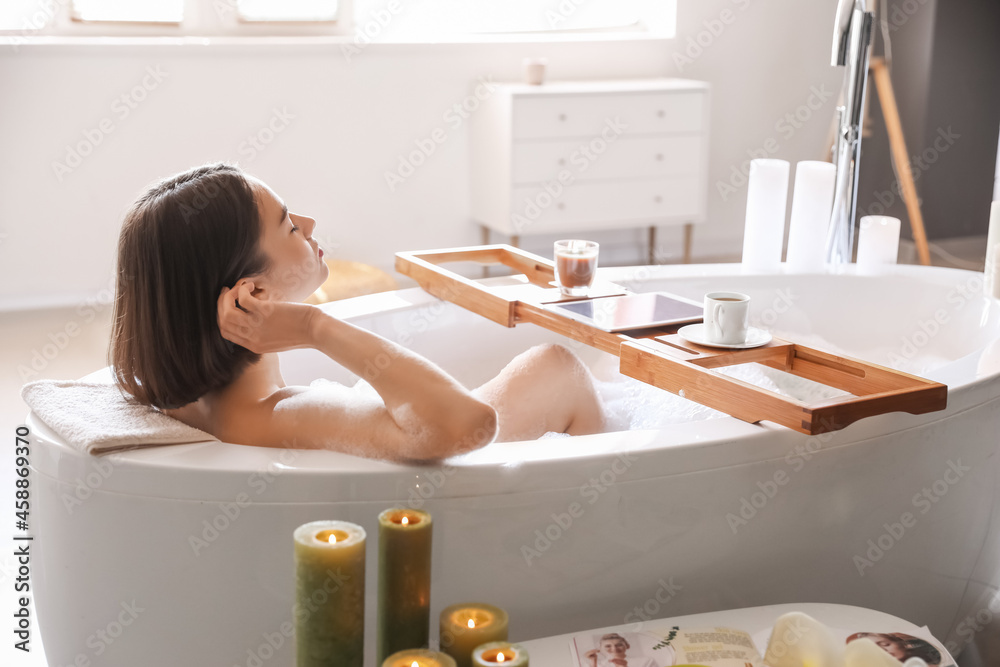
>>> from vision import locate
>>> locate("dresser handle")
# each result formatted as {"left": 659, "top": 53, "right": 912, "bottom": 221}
{"left": 558, "top": 113, "right": 567, "bottom": 121}
{"left": 558, "top": 158, "right": 566, "bottom": 166}
{"left": 657, "top": 110, "right": 666, "bottom": 118}
{"left": 654, "top": 195, "right": 663, "bottom": 203}
{"left": 655, "top": 153, "right": 664, "bottom": 161}
{"left": 557, "top": 202, "right": 566, "bottom": 210}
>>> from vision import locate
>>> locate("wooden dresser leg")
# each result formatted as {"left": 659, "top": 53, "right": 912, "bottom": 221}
{"left": 511, "top": 234, "right": 520, "bottom": 249}
{"left": 648, "top": 226, "right": 657, "bottom": 265}
{"left": 683, "top": 223, "right": 693, "bottom": 264}
{"left": 481, "top": 225, "right": 490, "bottom": 278}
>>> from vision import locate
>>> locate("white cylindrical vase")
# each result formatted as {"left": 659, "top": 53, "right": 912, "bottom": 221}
{"left": 856, "top": 215, "right": 901, "bottom": 274}
{"left": 786, "top": 161, "right": 836, "bottom": 273}
{"left": 522, "top": 58, "right": 547, "bottom": 85}
{"left": 985, "top": 200, "right": 1000, "bottom": 299}
{"left": 742, "top": 159, "right": 790, "bottom": 273}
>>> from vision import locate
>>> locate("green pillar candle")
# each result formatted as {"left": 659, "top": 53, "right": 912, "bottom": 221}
{"left": 439, "top": 603, "right": 509, "bottom": 667}
{"left": 377, "top": 508, "right": 433, "bottom": 665}
{"left": 294, "top": 520, "right": 366, "bottom": 667}
{"left": 471, "top": 642, "right": 529, "bottom": 667}
{"left": 382, "top": 649, "right": 457, "bottom": 667}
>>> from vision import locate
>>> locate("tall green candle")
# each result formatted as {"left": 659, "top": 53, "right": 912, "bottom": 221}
{"left": 377, "top": 508, "right": 433, "bottom": 665}
{"left": 294, "top": 520, "right": 366, "bottom": 667}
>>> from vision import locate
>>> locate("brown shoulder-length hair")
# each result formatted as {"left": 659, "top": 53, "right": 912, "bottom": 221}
{"left": 110, "top": 163, "right": 270, "bottom": 410}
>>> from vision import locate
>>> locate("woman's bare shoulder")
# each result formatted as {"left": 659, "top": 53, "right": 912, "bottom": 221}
{"left": 215, "top": 382, "right": 412, "bottom": 458}
{"left": 208, "top": 383, "right": 333, "bottom": 443}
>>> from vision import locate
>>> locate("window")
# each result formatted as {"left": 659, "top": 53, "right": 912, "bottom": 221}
{"left": 352, "top": 0, "right": 675, "bottom": 39}
{"left": 0, "top": 0, "right": 55, "bottom": 31}
{"left": 353, "top": 0, "right": 646, "bottom": 36}
{"left": 1, "top": 0, "right": 347, "bottom": 37}
{"left": 235, "top": 0, "right": 338, "bottom": 23}
{"left": 72, "top": 0, "right": 184, "bottom": 24}
{"left": 0, "top": 0, "right": 673, "bottom": 39}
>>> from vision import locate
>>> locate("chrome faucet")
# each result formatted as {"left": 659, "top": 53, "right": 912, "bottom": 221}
{"left": 826, "top": 0, "right": 874, "bottom": 266}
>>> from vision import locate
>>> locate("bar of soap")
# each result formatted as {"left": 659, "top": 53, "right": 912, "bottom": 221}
{"left": 763, "top": 612, "right": 841, "bottom": 667}
{"left": 844, "top": 638, "right": 905, "bottom": 667}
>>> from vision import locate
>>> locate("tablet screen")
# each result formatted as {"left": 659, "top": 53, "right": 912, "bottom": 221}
{"left": 551, "top": 293, "right": 703, "bottom": 332}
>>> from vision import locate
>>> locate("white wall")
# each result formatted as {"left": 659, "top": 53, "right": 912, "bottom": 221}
{"left": 0, "top": 0, "right": 841, "bottom": 310}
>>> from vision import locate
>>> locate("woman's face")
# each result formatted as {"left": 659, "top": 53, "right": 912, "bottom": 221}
{"left": 251, "top": 179, "right": 329, "bottom": 302}
{"left": 874, "top": 636, "right": 906, "bottom": 660}
{"left": 600, "top": 638, "right": 628, "bottom": 658}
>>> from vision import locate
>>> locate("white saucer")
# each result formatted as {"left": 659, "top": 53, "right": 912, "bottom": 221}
{"left": 676, "top": 324, "right": 773, "bottom": 349}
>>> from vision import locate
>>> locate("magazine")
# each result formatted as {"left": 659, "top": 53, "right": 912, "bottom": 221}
{"left": 568, "top": 620, "right": 956, "bottom": 667}
{"left": 569, "top": 626, "right": 761, "bottom": 667}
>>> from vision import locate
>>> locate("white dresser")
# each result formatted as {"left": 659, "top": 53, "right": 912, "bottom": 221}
{"left": 470, "top": 78, "right": 710, "bottom": 264}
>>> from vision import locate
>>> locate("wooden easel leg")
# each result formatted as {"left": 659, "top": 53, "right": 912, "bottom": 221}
{"left": 683, "top": 223, "right": 693, "bottom": 264}
{"left": 870, "top": 58, "right": 932, "bottom": 266}
{"left": 648, "top": 226, "right": 657, "bottom": 265}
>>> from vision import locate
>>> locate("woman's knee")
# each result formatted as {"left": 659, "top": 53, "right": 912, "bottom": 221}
{"left": 530, "top": 342, "right": 577, "bottom": 366}
{"left": 527, "top": 344, "right": 594, "bottom": 386}
{"left": 501, "top": 344, "right": 587, "bottom": 386}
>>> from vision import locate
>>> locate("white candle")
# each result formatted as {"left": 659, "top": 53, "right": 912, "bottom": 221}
{"left": 985, "top": 200, "right": 1000, "bottom": 299}
{"left": 786, "top": 161, "right": 836, "bottom": 273}
{"left": 856, "top": 215, "right": 901, "bottom": 274}
{"left": 988, "top": 244, "right": 1000, "bottom": 300}
{"left": 742, "top": 158, "right": 790, "bottom": 273}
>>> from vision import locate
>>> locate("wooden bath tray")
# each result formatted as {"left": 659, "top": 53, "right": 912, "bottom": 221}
{"left": 395, "top": 245, "right": 948, "bottom": 435}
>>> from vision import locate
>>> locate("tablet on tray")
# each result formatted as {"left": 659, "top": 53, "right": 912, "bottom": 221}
{"left": 543, "top": 292, "right": 703, "bottom": 332}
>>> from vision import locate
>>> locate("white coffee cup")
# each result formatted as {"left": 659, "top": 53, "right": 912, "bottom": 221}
{"left": 704, "top": 292, "right": 750, "bottom": 345}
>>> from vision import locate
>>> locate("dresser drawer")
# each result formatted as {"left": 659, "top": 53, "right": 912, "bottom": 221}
{"left": 511, "top": 92, "right": 705, "bottom": 140}
{"left": 509, "top": 178, "right": 702, "bottom": 234}
{"left": 511, "top": 135, "right": 703, "bottom": 185}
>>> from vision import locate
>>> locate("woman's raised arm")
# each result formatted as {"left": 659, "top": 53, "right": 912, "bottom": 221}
{"left": 218, "top": 281, "right": 498, "bottom": 461}
{"left": 304, "top": 310, "right": 498, "bottom": 460}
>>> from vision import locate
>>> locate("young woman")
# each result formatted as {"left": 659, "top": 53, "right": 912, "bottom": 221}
{"left": 583, "top": 633, "right": 660, "bottom": 667}
{"left": 846, "top": 633, "right": 942, "bottom": 667}
{"left": 110, "top": 163, "right": 608, "bottom": 462}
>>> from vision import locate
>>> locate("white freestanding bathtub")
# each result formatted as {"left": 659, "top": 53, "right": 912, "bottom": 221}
{"left": 28, "top": 263, "right": 1000, "bottom": 667}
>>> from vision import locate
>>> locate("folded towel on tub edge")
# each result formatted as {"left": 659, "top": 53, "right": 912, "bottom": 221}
{"left": 20, "top": 379, "right": 219, "bottom": 456}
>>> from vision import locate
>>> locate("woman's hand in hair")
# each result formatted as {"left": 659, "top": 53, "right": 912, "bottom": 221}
{"left": 217, "top": 280, "right": 318, "bottom": 354}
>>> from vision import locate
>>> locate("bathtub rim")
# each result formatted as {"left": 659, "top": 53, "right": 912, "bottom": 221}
{"left": 26, "top": 371, "right": 1000, "bottom": 503}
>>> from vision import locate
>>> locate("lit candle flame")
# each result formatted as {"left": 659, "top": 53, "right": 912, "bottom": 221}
{"left": 328, "top": 533, "right": 338, "bottom": 543}
{"left": 411, "top": 662, "right": 419, "bottom": 667}
{"left": 402, "top": 516, "right": 409, "bottom": 526}
{"left": 497, "top": 652, "right": 506, "bottom": 663}
{"left": 467, "top": 618, "right": 476, "bottom": 629}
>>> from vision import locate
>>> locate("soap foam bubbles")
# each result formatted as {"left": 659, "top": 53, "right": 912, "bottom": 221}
{"left": 540, "top": 345, "right": 858, "bottom": 438}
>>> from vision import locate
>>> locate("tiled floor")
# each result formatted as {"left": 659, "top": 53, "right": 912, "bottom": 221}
{"left": 0, "top": 237, "right": 991, "bottom": 666}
